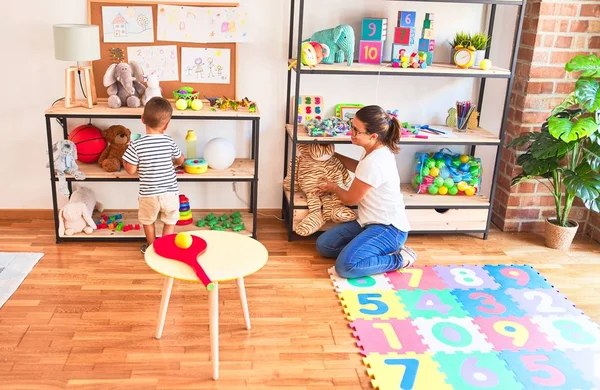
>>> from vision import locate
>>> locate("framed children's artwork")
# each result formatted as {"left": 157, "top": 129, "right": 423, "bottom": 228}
{"left": 335, "top": 104, "right": 364, "bottom": 121}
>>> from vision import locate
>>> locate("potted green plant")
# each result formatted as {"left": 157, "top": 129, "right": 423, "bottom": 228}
{"left": 448, "top": 31, "right": 470, "bottom": 64}
{"left": 508, "top": 54, "right": 600, "bottom": 250}
{"left": 470, "top": 33, "right": 491, "bottom": 68}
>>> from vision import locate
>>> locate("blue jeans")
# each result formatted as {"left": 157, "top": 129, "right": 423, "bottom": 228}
{"left": 316, "top": 221, "right": 408, "bottom": 279}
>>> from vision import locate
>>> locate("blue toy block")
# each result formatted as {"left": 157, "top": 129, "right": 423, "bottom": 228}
{"left": 398, "top": 11, "right": 416, "bottom": 28}
{"left": 361, "top": 18, "right": 388, "bottom": 41}
{"left": 426, "top": 50, "right": 434, "bottom": 66}
{"left": 410, "top": 29, "right": 416, "bottom": 45}
{"left": 418, "top": 38, "right": 431, "bottom": 52}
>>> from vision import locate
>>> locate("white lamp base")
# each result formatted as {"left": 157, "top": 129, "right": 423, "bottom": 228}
{"left": 65, "top": 65, "right": 97, "bottom": 109}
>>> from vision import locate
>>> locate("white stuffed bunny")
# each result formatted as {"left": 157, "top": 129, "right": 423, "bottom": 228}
{"left": 58, "top": 187, "right": 103, "bottom": 236}
{"left": 142, "top": 74, "right": 162, "bottom": 105}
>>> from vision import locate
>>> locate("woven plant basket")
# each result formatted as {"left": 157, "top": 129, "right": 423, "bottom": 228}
{"left": 545, "top": 218, "right": 578, "bottom": 250}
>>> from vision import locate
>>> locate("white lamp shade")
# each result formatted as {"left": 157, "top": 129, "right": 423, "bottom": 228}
{"left": 53, "top": 24, "right": 100, "bottom": 62}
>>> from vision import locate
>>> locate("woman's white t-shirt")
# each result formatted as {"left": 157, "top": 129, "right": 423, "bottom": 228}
{"left": 354, "top": 147, "right": 411, "bottom": 232}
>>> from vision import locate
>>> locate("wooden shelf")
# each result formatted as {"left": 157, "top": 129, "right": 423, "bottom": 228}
{"left": 65, "top": 159, "right": 255, "bottom": 181}
{"left": 285, "top": 124, "right": 499, "bottom": 145}
{"left": 389, "top": 0, "right": 523, "bottom": 4}
{"left": 59, "top": 210, "right": 253, "bottom": 239}
{"left": 45, "top": 99, "right": 260, "bottom": 118}
{"left": 284, "top": 184, "right": 490, "bottom": 209}
{"left": 287, "top": 60, "right": 511, "bottom": 79}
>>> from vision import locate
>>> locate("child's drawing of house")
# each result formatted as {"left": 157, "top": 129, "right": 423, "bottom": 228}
{"left": 112, "top": 13, "right": 127, "bottom": 37}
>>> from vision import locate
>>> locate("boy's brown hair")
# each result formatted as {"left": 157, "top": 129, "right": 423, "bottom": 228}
{"left": 142, "top": 97, "right": 173, "bottom": 128}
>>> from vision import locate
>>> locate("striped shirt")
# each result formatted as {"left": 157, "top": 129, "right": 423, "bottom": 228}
{"left": 122, "top": 134, "right": 182, "bottom": 197}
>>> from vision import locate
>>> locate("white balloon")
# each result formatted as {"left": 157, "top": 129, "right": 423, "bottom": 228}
{"left": 203, "top": 137, "right": 235, "bottom": 170}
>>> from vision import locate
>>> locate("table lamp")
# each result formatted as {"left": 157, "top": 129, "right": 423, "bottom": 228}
{"left": 53, "top": 24, "right": 100, "bottom": 109}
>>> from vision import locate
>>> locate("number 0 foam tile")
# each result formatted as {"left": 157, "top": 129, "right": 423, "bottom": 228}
{"left": 329, "top": 267, "right": 394, "bottom": 293}
{"left": 338, "top": 290, "right": 408, "bottom": 321}
{"left": 363, "top": 352, "right": 452, "bottom": 390}
{"left": 350, "top": 318, "right": 428, "bottom": 355}
{"left": 472, "top": 316, "right": 555, "bottom": 351}
{"left": 413, "top": 317, "right": 494, "bottom": 354}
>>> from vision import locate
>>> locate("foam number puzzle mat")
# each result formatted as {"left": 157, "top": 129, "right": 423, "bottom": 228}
{"left": 329, "top": 265, "right": 600, "bottom": 390}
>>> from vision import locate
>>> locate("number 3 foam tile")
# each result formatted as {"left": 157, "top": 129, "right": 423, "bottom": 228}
{"left": 505, "top": 288, "right": 584, "bottom": 317}
{"left": 363, "top": 352, "right": 452, "bottom": 390}
{"left": 499, "top": 350, "right": 594, "bottom": 390}
{"left": 482, "top": 265, "right": 553, "bottom": 290}
{"left": 434, "top": 265, "right": 500, "bottom": 290}
{"left": 432, "top": 351, "right": 524, "bottom": 390}
{"left": 530, "top": 314, "right": 600, "bottom": 351}
{"left": 451, "top": 289, "right": 526, "bottom": 318}
{"left": 338, "top": 290, "right": 408, "bottom": 321}
{"left": 384, "top": 265, "right": 448, "bottom": 291}
{"left": 412, "top": 317, "right": 494, "bottom": 354}
{"left": 396, "top": 289, "right": 470, "bottom": 319}
{"left": 350, "top": 318, "right": 428, "bottom": 355}
{"left": 564, "top": 350, "right": 600, "bottom": 389}
{"left": 329, "top": 267, "right": 394, "bottom": 293}
{"left": 472, "top": 316, "right": 555, "bottom": 351}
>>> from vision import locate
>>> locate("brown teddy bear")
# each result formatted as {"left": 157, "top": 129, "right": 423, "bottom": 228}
{"left": 98, "top": 125, "right": 131, "bottom": 172}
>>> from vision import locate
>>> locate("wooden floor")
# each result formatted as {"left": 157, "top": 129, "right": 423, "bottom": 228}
{"left": 1, "top": 216, "right": 599, "bottom": 389}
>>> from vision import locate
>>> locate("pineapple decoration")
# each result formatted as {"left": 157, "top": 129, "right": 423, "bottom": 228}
{"left": 445, "top": 107, "right": 457, "bottom": 128}
{"left": 468, "top": 111, "right": 480, "bottom": 129}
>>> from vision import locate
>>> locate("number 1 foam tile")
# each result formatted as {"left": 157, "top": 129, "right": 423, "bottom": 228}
{"left": 482, "top": 265, "right": 553, "bottom": 290}
{"left": 384, "top": 265, "right": 448, "bottom": 291}
{"left": 505, "top": 288, "right": 584, "bottom": 317}
{"left": 451, "top": 289, "right": 526, "bottom": 318}
{"left": 530, "top": 314, "right": 600, "bottom": 351}
{"left": 350, "top": 318, "right": 428, "bottom": 355}
{"left": 396, "top": 289, "right": 469, "bottom": 319}
{"left": 328, "top": 267, "right": 394, "bottom": 293}
{"left": 472, "top": 316, "right": 555, "bottom": 351}
{"left": 434, "top": 265, "right": 500, "bottom": 290}
{"left": 412, "top": 317, "right": 494, "bottom": 354}
{"left": 338, "top": 290, "right": 408, "bottom": 321}
{"left": 432, "top": 351, "right": 524, "bottom": 390}
{"left": 499, "top": 350, "right": 594, "bottom": 390}
{"left": 363, "top": 352, "right": 452, "bottom": 390}
{"left": 563, "top": 350, "right": 600, "bottom": 388}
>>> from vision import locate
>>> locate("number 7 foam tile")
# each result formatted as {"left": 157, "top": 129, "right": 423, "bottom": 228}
{"left": 363, "top": 352, "right": 452, "bottom": 390}
{"left": 482, "top": 265, "right": 553, "bottom": 289}
{"left": 384, "top": 265, "right": 448, "bottom": 290}
{"left": 329, "top": 267, "right": 394, "bottom": 293}
{"left": 350, "top": 318, "right": 428, "bottom": 355}
{"left": 472, "top": 316, "right": 555, "bottom": 351}
{"left": 338, "top": 290, "right": 408, "bottom": 321}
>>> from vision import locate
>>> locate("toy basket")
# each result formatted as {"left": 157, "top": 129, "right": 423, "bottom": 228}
{"left": 173, "top": 87, "right": 199, "bottom": 107}
{"left": 411, "top": 148, "right": 482, "bottom": 196}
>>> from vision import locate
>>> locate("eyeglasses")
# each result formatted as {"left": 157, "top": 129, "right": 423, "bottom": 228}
{"left": 351, "top": 125, "right": 368, "bottom": 136}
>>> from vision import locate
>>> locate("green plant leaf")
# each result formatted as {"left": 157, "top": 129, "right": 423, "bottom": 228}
{"left": 517, "top": 153, "right": 559, "bottom": 177}
{"left": 551, "top": 93, "right": 578, "bottom": 116}
{"left": 529, "top": 131, "right": 570, "bottom": 159}
{"left": 507, "top": 133, "right": 537, "bottom": 148}
{"left": 510, "top": 173, "right": 533, "bottom": 187}
{"left": 575, "top": 78, "right": 600, "bottom": 112}
{"left": 563, "top": 168, "right": 600, "bottom": 201}
{"left": 583, "top": 142, "right": 600, "bottom": 170}
{"left": 565, "top": 54, "right": 600, "bottom": 78}
{"left": 548, "top": 116, "right": 597, "bottom": 142}
{"left": 584, "top": 198, "right": 600, "bottom": 213}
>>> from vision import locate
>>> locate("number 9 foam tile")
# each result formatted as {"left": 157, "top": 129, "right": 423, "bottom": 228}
{"left": 363, "top": 352, "right": 452, "bottom": 390}
{"left": 472, "top": 316, "right": 555, "bottom": 351}
{"left": 530, "top": 314, "right": 600, "bottom": 351}
{"left": 384, "top": 265, "right": 448, "bottom": 290}
{"left": 350, "top": 318, "right": 428, "bottom": 355}
{"left": 338, "top": 290, "right": 408, "bottom": 321}
{"left": 482, "top": 265, "right": 553, "bottom": 289}
{"left": 434, "top": 265, "right": 500, "bottom": 290}
{"left": 329, "top": 267, "right": 394, "bottom": 293}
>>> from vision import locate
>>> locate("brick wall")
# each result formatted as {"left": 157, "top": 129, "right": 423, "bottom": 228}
{"left": 492, "top": 0, "right": 600, "bottom": 241}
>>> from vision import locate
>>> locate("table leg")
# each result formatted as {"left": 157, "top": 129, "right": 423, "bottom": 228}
{"left": 155, "top": 277, "right": 174, "bottom": 339}
{"left": 237, "top": 277, "right": 251, "bottom": 330}
{"left": 209, "top": 281, "right": 219, "bottom": 380}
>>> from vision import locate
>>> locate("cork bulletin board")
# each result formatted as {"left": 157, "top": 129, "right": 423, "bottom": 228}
{"left": 88, "top": 0, "right": 239, "bottom": 100}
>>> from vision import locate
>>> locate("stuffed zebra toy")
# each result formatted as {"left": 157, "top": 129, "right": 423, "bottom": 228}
{"left": 284, "top": 144, "right": 356, "bottom": 236}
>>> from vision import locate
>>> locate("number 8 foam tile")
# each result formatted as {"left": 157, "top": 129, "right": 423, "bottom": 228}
{"left": 434, "top": 265, "right": 500, "bottom": 290}
{"left": 338, "top": 290, "right": 408, "bottom": 321}
{"left": 530, "top": 314, "right": 600, "bottom": 351}
{"left": 329, "top": 267, "right": 394, "bottom": 293}
{"left": 412, "top": 317, "right": 494, "bottom": 354}
{"left": 384, "top": 265, "right": 448, "bottom": 291}
{"left": 563, "top": 350, "right": 600, "bottom": 389}
{"left": 505, "top": 288, "right": 584, "bottom": 317}
{"left": 432, "top": 351, "right": 525, "bottom": 390}
{"left": 482, "top": 265, "right": 553, "bottom": 290}
{"left": 499, "top": 350, "right": 594, "bottom": 390}
{"left": 350, "top": 318, "right": 428, "bottom": 355}
{"left": 472, "top": 316, "right": 555, "bottom": 351}
{"left": 363, "top": 352, "right": 452, "bottom": 390}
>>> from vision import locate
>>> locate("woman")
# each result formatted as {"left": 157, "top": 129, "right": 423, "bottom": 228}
{"left": 317, "top": 105, "right": 416, "bottom": 279}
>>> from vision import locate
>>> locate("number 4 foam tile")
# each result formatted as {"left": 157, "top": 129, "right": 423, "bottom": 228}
{"left": 350, "top": 318, "right": 428, "bottom": 355}
{"left": 338, "top": 290, "right": 409, "bottom": 321}
{"left": 363, "top": 352, "right": 452, "bottom": 390}
{"left": 329, "top": 267, "right": 394, "bottom": 293}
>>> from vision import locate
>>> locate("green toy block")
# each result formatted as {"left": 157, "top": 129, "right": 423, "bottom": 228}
{"left": 232, "top": 224, "right": 245, "bottom": 232}
{"left": 208, "top": 219, "right": 218, "bottom": 227}
{"left": 211, "top": 225, "right": 225, "bottom": 231}
{"left": 116, "top": 222, "right": 125, "bottom": 231}
{"left": 196, "top": 218, "right": 206, "bottom": 227}
{"left": 231, "top": 211, "right": 241, "bottom": 219}
{"left": 219, "top": 213, "right": 228, "bottom": 221}
{"left": 206, "top": 213, "right": 216, "bottom": 221}
{"left": 232, "top": 217, "right": 242, "bottom": 225}
{"left": 423, "top": 19, "right": 434, "bottom": 29}
{"left": 223, "top": 221, "right": 232, "bottom": 229}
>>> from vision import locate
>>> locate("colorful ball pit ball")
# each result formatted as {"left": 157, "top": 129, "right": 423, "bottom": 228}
{"left": 438, "top": 186, "right": 449, "bottom": 195}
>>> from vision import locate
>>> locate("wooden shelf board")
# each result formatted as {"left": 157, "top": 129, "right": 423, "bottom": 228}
{"left": 287, "top": 60, "right": 511, "bottom": 78}
{"left": 45, "top": 99, "right": 260, "bottom": 118}
{"left": 59, "top": 210, "right": 253, "bottom": 239}
{"left": 389, "top": 0, "right": 522, "bottom": 4}
{"left": 285, "top": 124, "right": 499, "bottom": 145}
{"left": 284, "top": 184, "right": 489, "bottom": 208}
{"left": 65, "top": 159, "right": 255, "bottom": 180}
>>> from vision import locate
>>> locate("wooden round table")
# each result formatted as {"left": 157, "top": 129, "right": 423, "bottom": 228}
{"left": 144, "top": 230, "right": 268, "bottom": 380}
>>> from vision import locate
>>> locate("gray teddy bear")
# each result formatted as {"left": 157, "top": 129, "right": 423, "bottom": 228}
{"left": 47, "top": 140, "right": 86, "bottom": 197}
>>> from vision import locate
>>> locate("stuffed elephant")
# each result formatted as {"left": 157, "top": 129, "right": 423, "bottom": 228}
{"left": 103, "top": 61, "right": 147, "bottom": 108}
{"left": 58, "top": 187, "right": 103, "bottom": 236}
{"left": 305, "top": 24, "right": 355, "bottom": 66}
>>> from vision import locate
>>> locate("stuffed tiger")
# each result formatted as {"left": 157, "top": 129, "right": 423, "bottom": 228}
{"left": 284, "top": 144, "right": 356, "bottom": 236}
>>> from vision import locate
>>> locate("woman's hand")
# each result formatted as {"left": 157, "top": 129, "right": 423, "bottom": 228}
{"left": 318, "top": 180, "right": 337, "bottom": 194}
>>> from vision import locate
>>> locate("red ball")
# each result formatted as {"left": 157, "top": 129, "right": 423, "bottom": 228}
{"left": 68, "top": 124, "right": 107, "bottom": 163}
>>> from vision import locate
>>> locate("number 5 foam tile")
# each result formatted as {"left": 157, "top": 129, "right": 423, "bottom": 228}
{"left": 363, "top": 352, "right": 452, "bottom": 390}
{"left": 472, "top": 316, "right": 555, "bottom": 351}
{"left": 350, "top": 318, "right": 428, "bottom": 355}
{"left": 396, "top": 289, "right": 470, "bottom": 319}
{"left": 450, "top": 289, "right": 526, "bottom": 318}
{"left": 412, "top": 317, "right": 494, "bottom": 354}
{"left": 530, "top": 314, "right": 600, "bottom": 351}
{"left": 482, "top": 265, "right": 553, "bottom": 290}
{"left": 384, "top": 265, "right": 448, "bottom": 291}
{"left": 434, "top": 265, "right": 500, "bottom": 290}
{"left": 338, "top": 290, "right": 408, "bottom": 321}
{"left": 499, "top": 350, "right": 594, "bottom": 390}
{"left": 432, "top": 351, "right": 524, "bottom": 390}
{"left": 564, "top": 350, "right": 600, "bottom": 388}
{"left": 329, "top": 267, "right": 394, "bottom": 293}
{"left": 505, "top": 288, "right": 584, "bottom": 317}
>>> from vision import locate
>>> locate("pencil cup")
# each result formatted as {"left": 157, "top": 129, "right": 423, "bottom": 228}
{"left": 455, "top": 112, "right": 472, "bottom": 132}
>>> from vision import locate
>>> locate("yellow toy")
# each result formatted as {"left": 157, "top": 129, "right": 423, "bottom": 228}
{"left": 453, "top": 44, "right": 476, "bottom": 69}
{"left": 445, "top": 107, "right": 457, "bottom": 127}
{"left": 468, "top": 111, "right": 480, "bottom": 129}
